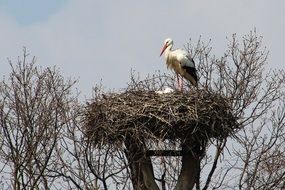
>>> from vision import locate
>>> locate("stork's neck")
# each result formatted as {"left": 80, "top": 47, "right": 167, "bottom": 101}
{"left": 164, "top": 44, "right": 173, "bottom": 59}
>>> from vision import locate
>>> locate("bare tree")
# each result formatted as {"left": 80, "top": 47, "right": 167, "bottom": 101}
{"left": 0, "top": 49, "right": 76, "bottom": 189}
{"left": 187, "top": 31, "right": 285, "bottom": 190}
{"left": 233, "top": 104, "right": 285, "bottom": 190}
{"left": 0, "top": 51, "right": 132, "bottom": 189}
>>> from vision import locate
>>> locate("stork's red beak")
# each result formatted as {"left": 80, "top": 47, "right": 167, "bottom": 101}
{"left": 160, "top": 44, "right": 167, "bottom": 56}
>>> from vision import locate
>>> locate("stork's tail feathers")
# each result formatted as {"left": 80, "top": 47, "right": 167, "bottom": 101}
{"left": 182, "top": 66, "right": 198, "bottom": 88}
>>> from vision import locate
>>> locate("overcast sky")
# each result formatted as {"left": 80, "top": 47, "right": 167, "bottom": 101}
{"left": 0, "top": 0, "right": 284, "bottom": 96}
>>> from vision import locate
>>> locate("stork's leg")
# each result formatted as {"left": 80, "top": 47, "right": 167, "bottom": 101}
{"left": 178, "top": 75, "right": 182, "bottom": 91}
{"left": 177, "top": 75, "right": 183, "bottom": 91}
{"left": 176, "top": 73, "right": 180, "bottom": 90}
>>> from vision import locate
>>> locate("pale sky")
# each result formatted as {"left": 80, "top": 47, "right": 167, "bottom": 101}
{"left": 0, "top": 0, "right": 284, "bottom": 96}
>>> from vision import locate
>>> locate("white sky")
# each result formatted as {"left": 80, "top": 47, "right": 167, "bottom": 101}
{"left": 0, "top": 0, "right": 284, "bottom": 96}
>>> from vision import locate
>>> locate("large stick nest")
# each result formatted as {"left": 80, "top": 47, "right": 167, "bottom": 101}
{"left": 84, "top": 79, "right": 239, "bottom": 146}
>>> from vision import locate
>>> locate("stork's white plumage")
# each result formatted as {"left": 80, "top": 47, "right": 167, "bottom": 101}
{"left": 160, "top": 38, "right": 198, "bottom": 89}
{"left": 156, "top": 87, "right": 174, "bottom": 94}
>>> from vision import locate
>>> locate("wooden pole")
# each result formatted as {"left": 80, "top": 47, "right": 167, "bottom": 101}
{"left": 124, "top": 136, "right": 160, "bottom": 190}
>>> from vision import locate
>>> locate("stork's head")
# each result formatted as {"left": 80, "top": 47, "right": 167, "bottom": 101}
{"left": 160, "top": 38, "right": 173, "bottom": 56}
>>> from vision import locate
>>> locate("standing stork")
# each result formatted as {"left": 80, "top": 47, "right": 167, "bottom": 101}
{"left": 160, "top": 38, "right": 198, "bottom": 90}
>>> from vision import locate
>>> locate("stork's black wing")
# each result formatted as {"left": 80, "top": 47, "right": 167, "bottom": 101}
{"left": 182, "top": 65, "right": 198, "bottom": 84}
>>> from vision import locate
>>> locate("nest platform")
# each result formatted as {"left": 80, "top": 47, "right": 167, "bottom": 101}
{"left": 84, "top": 88, "right": 239, "bottom": 147}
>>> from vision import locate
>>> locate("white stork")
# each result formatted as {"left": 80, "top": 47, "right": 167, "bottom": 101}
{"left": 160, "top": 38, "right": 198, "bottom": 90}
